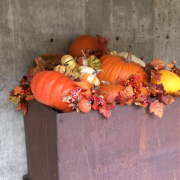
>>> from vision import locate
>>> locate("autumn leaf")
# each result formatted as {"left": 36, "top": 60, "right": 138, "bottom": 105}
{"left": 149, "top": 100, "right": 164, "bottom": 118}
{"left": 6, "top": 99, "right": 10, "bottom": 103}
{"left": 172, "top": 91, "right": 180, "bottom": 97}
{"left": 13, "top": 85, "right": 22, "bottom": 95}
{"left": 167, "top": 63, "right": 173, "bottom": 69}
{"left": 134, "top": 95, "right": 151, "bottom": 108}
{"left": 156, "top": 94, "right": 174, "bottom": 105}
{"left": 151, "top": 58, "right": 166, "bottom": 71}
{"left": 96, "top": 35, "right": 108, "bottom": 50}
{"left": 17, "top": 99, "right": 28, "bottom": 115}
{"left": 147, "top": 83, "right": 166, "bottom": 96}
{"left": 116, "top": 85, "right": 134, "bottom": 106}
{"left": 172, "top": 60, "right": 177, "bottom": 65}
{"left": 25, "top": 95, "right": 34, "bottom": 101}
{"left": 61, "top": 95, "right": 72, "bottom": 103}
{"left": 75, "top": 81, "right": 92, "bottom": 97}
{"left": 11, "top": 97, "right": 21, "bottom": 105}
{"left": 151, "top": 69, "right": 162, "bottom": 82}
{"left": 99, "top": 104, "right": 111, "bottom": 119}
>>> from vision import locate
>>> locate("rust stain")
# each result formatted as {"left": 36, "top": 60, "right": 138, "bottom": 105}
{"left": 139, "top": 123, "right": 147, "bottom": 154}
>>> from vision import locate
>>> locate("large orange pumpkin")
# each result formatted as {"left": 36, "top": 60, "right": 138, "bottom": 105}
{"left": 31, "top": 71, "right": 79, "bottom": 112}
{"left": 69, "top": 35, "right": 98, "bottom": 58}
{"left": 97, "top": 84, "right": 124, "bottom": 101}
{"left": 97, "top": 54, "right": 149, "bottom": 86}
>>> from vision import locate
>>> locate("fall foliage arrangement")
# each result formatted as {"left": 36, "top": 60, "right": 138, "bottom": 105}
{"left": 7, "top": 35, "right": 180, "bottom": 119}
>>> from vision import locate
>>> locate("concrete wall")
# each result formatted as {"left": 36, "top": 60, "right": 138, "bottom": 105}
{"left": 0, "top": 0, "right": 179, "bottom": 179}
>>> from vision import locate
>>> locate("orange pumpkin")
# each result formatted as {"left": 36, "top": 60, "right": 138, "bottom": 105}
{"left": 97, "top": 85, "right": 124, "bottom": 101}
{"left": 79, "top": 98, "right": 91, "bottom": 113}
{"left": 69, "top": 35, "right": 98, "bottom": 58}
{"left": 97, "top": 54, "right": 149, "bottom": 86}
{"left": 31, "top": 71, "right": 78, "bottom": 112}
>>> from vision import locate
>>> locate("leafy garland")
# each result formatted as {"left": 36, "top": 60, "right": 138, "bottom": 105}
{"left": 6, "top": 35, "right": 180, "bottom": 118}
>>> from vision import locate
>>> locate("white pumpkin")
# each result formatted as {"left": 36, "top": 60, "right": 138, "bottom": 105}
{"left": 117, "top": 52, "right": 145, "bottom": 67}
{"left": 80, "top": 66, "right": 96, "bottom": 76}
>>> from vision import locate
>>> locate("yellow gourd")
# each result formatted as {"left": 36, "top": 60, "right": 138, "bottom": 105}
{"left": 88, "top": 55, "right": 100, "bottom": 70}
{"left": 61, "top": 55, "right": 77, "bottom": 70}
{"left": 150, "top": 70, "right": 180, "bottom": 94}
{"left": 53, "top": 65, "right": 72, "bottom": 76}
{"left": 109, "top": 50, "right": 117, "bottom": 55}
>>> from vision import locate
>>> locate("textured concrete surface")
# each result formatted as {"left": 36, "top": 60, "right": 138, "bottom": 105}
{"left": 0, "top": 0, "right": 180, "bottom": 179}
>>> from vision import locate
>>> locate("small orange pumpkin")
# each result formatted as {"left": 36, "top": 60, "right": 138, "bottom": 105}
{"left": 79, "top": 98, "right": 92, "bottom": 113}
{"left": 69, "top": 35, "right": 98, "bottom": 58}
{"left": 97, "top": 85, "right": 124, "bottom": 102}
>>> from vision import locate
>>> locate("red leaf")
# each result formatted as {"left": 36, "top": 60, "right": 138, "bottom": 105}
{"left": 148, "top": 83, "right": 166, "bottom": 96}
{"left": 151, "top": 69, "right": 162, "bottom": 82}
{"left": 96, "top": 35, "right": 108, "bottom": 50}
{"left": 157, "top": 94, "right": 175, "bottom": 105}
{"left": 149, "top": 100, "right": 164, "bottom": 118}
{"left": 99, "top": 104, "right": 111, "bottom": 119}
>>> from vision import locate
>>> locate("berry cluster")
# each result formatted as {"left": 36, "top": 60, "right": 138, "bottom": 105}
{"left": 70, "top": 87, "right": 82, "bottom": 100}
{"left": 21, "top": 88, "right": 31, "bottom": 95}
{"left": 119, "top": 71, "right": 141, "bottom": 99}
{"left": 87, "top": 95, "right": 105, "bottom": 110}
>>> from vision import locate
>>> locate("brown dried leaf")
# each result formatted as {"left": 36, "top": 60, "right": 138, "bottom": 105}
{"left": 151, "top": 58, "right": 166, "bottom": 70}
{"left": 172, "top": 91, "right": 180, "bottom": 97}
{"left": 151, "top": 69, "right": 162, "bottom": 82}
{"left": 157, "top": 94, "right": 174, "bottom": 105}
{"left": 147, "top": 83, "right": 166, "bottom": 96}
{"left": 149, "top": 100, "right": 164, "bottom": 118}
{"left": 14, "top": 85, "right": 23, "bottom": 95}
{"left": 17, "top": 99, "right": 28, "bottom": 115}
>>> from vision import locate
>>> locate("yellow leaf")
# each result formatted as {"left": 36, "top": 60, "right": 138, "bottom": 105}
{"left": 167, "top": 63, "right": 173, "bottom": 69}
{"left": 11, "top": 97, "right": 20, "bottom": 105}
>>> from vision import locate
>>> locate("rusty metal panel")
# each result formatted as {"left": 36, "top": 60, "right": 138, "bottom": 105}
{"left": 24, "top": 99, "right": 180, "bottom": 180}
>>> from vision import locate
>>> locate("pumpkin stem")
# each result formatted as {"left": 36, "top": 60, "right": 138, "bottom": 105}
{"left": 81, "top": 50, "right": 87, "bottom": 59}
{"left": 125, "top": 52, "right": 132, "bottom": 63}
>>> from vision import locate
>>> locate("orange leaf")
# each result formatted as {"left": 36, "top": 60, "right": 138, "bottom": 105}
{"left": 75, "top": 81, "right": 92, "bottom": 90}
{"left": 118, "top": 85, "right": 134, "bottom": 106}
{"left": 99, "top": 104, "right": 111, "bottom": 119}
{"left": 149, "top": 100, "right": 164, "bottom": 118}
{"left": 25, "top": 95, "right": 35, "bottom": 101}
{"left": 14, "top": 85, "right": 23, "bottom": 95}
